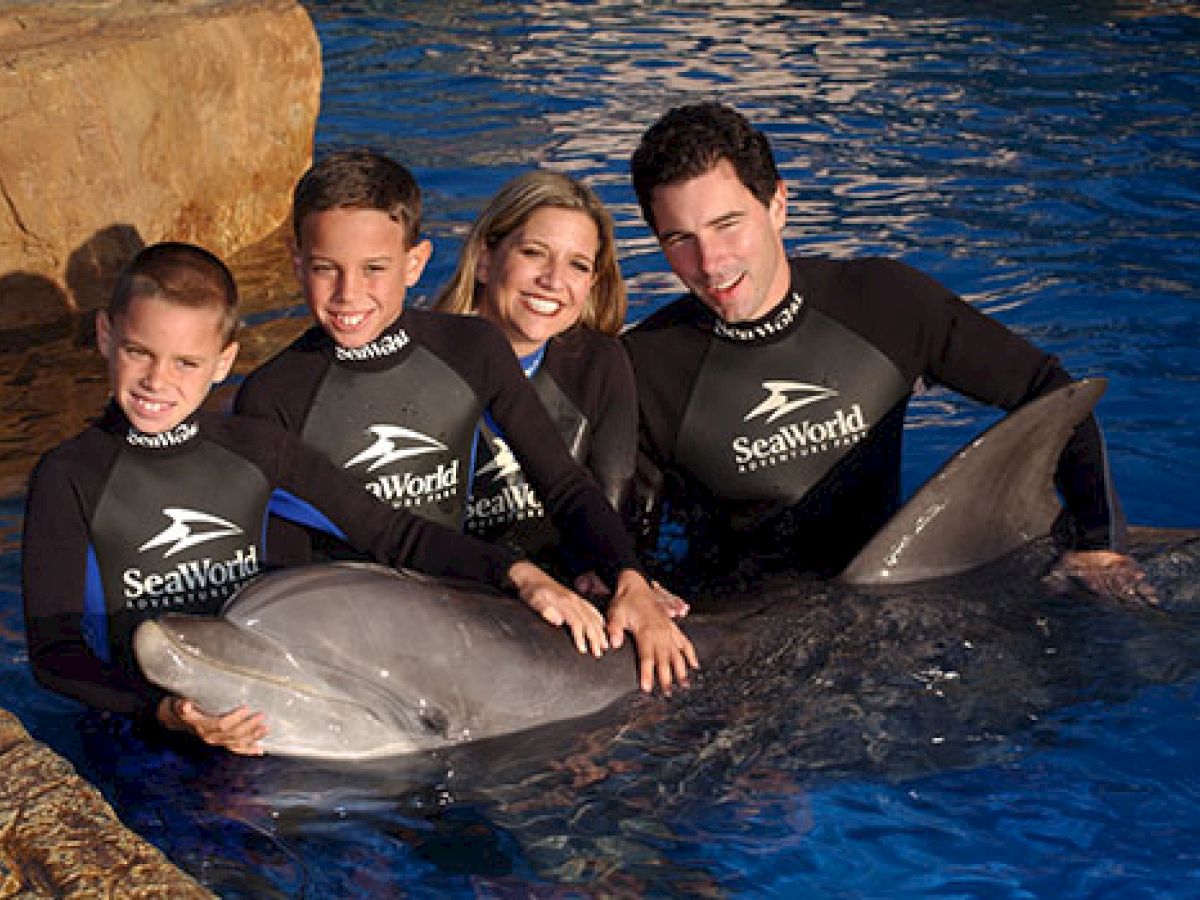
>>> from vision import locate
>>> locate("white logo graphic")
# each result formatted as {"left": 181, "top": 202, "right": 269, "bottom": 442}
{"left": 139, "top": 508, "right": 244, "bottom": 558}
{"left": 745, "top": 381, "right": 838, "bottom": 424}
{"left": 345, "top": 425, "right": 448, "bottom": 472}
{"left": 477, "top": 436, "right": 522, "bottom": 482}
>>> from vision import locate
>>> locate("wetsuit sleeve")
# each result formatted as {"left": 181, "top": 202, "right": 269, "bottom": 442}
{"left": 857, "top": 258, "right": 1125, "bottom": 551}
{"left": 268, "top": 427, "right": 522, "bottom": 587}
{"left": 21, "top": 450, "right": 167, "bottom": 719}
{"left": 578, "top": 337, "right": 638, "bottom": 513}
{"left": 469, "top": 326, "right": 643, "bottom": 581}
{"left": 619, "top": 302, "right": 711, "bottom": 559}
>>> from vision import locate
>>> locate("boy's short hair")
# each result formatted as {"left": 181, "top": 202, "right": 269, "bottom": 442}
{"left": 631, "top": 102, "right": 782, "bottom": 234}
{"left": 110, "top": 242, "right": 239, "bottom": 346}
{"left": 292, "top": 149, "right": 422, "bottom": 248}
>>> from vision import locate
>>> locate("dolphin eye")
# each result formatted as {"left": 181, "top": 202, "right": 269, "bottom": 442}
{"left": 418, "top": 707, "right": 449, "bottom": 736}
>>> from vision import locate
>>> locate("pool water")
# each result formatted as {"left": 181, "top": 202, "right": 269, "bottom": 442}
{"left": 2, "top": 1, "right": 1199, "bottom": 895}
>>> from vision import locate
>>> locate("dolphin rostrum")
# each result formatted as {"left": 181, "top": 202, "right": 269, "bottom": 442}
{"left": 134, "top": 379, "right": 1107, "bottom": 760}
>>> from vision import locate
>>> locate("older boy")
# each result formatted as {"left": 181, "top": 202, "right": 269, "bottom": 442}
{"left": 235, "top": 150, "right": 695, "bottom": 692}
{"left": 22, "top": 242, "right": 615, "bottom": 756}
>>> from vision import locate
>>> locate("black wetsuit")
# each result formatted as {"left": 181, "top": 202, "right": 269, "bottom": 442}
{"left": 234, "top": 310, "right": 641, "bottom": 577}
{"left": 622, "top": 256, "right": 1123, "bottom": 580}
{"left": 21, "top": 404, "right": 518, "bottom": 719}
{"left": 465, "top": 328, "right": 637, "bottom": 571}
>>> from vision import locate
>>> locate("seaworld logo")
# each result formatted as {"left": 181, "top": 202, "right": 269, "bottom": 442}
{"left": 731, "top": 382, "right": 869, "bottom": 471}
{"left": 334, "top": 330, "right": 410, "bottom": 362}
{"left": 125, "top": 507, "right": 258, "bottom": 606}
{"left": 345, "top": 424, "right": 448, "bottom": 472}
{"left": 139, "top": 507, "right": 242, "bottom": 558}
{"left": 365, "top": 460, "right": 459, "bottom": 509}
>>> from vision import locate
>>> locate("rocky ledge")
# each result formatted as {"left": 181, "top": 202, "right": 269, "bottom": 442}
{"left": 0, "top": 708, "right": 214, "bottom": 897}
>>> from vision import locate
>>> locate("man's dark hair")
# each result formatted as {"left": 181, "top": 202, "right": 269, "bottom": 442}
{"left": 292, "top": 148, "right": 422, "bottom": 247}
{"left": 630, "top": 102, "right": 781, "bottom": 233}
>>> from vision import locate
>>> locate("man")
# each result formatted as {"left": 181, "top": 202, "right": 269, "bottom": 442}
{"left": 622, "top": 101, "right": 1144, "bottom": 598}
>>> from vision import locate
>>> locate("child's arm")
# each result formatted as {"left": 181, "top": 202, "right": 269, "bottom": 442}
{"left": 21, "top": 453, "right": 167, "bottom": 719}
{"left": 268, "top": 428, "right": 609, "bottom": 656}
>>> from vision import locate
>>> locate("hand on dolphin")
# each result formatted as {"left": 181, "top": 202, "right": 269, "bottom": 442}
{"left": 572, "top": 571, "right": 689, "bottom": 619}
{"left": 507, "top": 560, "right": 610, "bottom": 657}
{"left": 158, "top": 696, "right": 268, "bottom": 756}
{"left": 1046, "top": 549, "right": 1159, "bottom": 605}
{"left": 606, "top": 570, "right": 699, "bottom": 695}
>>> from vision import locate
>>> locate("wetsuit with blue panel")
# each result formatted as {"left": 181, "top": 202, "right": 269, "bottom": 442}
{"left": 234, "top": 309, "right": 642, "bottom": 579}
{"left": 21, "top": 404, "right": 518, "bottom": 719}
{"left": 465, "top": 327, "right": 637, "bottom": 571}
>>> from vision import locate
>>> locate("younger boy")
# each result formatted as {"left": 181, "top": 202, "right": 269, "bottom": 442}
{"left": 234, "top": 150, "right": 696, "bottom": 693}
{"left": 22, "top": 242, "right": 611, "bottom": 756}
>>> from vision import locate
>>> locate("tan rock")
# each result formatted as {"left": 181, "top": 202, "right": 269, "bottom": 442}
{"left": 0, "top": 707, "right": 215, "bottom": 897}
{"left": 0, "top": 0, "right": 321, "bottom": 327}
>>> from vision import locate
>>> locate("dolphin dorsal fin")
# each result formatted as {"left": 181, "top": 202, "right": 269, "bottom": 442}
{"left": 839, "top": 378, "right": 1107, "bottom": 586}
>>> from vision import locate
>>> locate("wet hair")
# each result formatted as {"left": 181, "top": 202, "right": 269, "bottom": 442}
{"left": 434, "top": 170, "right": 626, "bottom": 336}
{"left": 109, "top": 242, "right": 239, "bottom": 345}
{"left": 292, "top": 148, "right": 422, "bottom": 248}
{"left": 630, "top": 101, "right": 782, "bottom": 234}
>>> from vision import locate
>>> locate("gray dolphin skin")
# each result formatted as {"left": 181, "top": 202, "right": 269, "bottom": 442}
{"left": 134, "top": 565, "right": 641, "bottom": 759}
{"left": 840, "top": 378, "right": 1107, "bottom": 585}
{"left": 134, "top": 379, "right": 1107, "bottom": 760}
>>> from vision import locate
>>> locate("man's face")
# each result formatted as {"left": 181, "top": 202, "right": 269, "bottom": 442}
{"left": 294, "top": 207, "right": 432, "bottom": 348}
{"left": 650, "top": 159, "right": 790, "bottom": 324}
{"left": 97, "top": 296, "right": 237, "bottom": 434}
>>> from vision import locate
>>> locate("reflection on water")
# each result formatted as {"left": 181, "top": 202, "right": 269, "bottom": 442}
{"left": 1, "top": 0, "right": 1198, "bottom": 895}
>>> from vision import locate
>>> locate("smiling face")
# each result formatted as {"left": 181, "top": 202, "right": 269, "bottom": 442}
{"left": 294, "top": 207, "right": 432, "bottom": 348}
{"left": 97, "top": 295, "right": 238, "bottom": 434}
{"left": 475, "top": 206, "right": 600, "bottom": 356}
{"left": 650, "top": 158, "right": 791, "bottom": 324}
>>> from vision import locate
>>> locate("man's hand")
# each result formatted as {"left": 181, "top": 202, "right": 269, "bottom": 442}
{"left": 1047, "top": 549, "right": 1158, "bottom": 604}
{"left": 508, "top": 560, "right": 610, "bottom": 657}
{"left": 158, "top": 696, "right": 267, "bottom": 756}
{"left": 606, "top": 569, "right": 698, "bottom": 694}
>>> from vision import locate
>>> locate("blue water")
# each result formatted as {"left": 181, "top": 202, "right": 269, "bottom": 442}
{"left": 2, "top": 1, "right": 1199, "bottom": 896}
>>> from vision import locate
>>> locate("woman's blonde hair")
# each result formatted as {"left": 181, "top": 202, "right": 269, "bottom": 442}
{"left": 435, "top": 170, "right": 626, "bottom": 335}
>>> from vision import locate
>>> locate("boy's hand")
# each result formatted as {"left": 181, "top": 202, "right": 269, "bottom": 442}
{"left": 159, "top": 696, "right": 267, "bottom": 756}
{"left": 508, "top": 560, "right": 610, "bottom": 657}
{"left": 606, "top": 569, "right": 698, "bottom": 694}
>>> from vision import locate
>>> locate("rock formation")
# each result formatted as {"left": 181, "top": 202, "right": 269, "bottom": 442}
{"left": 0, "top": 708, "right": 214, "bottom": 897}
{"left": 0, "top": 0, "right": 322, "bottom": 329}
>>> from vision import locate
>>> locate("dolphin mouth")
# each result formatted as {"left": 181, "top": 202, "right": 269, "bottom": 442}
{"left": 134, "top": 617, "right": 451, "bottom": 755}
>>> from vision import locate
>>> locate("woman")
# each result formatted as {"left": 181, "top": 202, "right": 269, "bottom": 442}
{"left": 437, "top": 170, "right": 685, "bottom": 613}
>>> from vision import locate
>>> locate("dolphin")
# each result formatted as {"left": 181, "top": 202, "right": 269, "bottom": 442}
{"left": 134, "top": 379, "right": 1114, "bottom": 760}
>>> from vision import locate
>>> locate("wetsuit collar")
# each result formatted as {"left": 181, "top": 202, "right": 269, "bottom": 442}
{"left": 518, "top": 343, "right": 547, "bottom": 378}
{"left": 100, "top": 402, "right": 202, "bottom": 451}
{"left": 330, "top": 316, "right": 412, "bottom": 368}
{"left": 712, "top": 291, "right": 806, "bottom": 344}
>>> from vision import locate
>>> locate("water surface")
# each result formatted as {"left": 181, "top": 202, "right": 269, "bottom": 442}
{"left": 1, "top": 1, "right": 1198, "bottom": 896}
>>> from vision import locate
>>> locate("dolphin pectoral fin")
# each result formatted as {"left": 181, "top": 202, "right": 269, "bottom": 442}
{"left": 840, "top": 378, "right": 1107, "bottom": 586}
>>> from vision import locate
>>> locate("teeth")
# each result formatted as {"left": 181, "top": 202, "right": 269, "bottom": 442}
{"left": 135, "top": 397, "right": 169, "bottom": 413}
{"left": 334, "top": 313, "right": 368, "bottom": 327}
{"left": 523, "top": 296, "right": 561, "bottom": 315}
{"left": 712, "top": 273, "right": 742, "bottom": 291}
